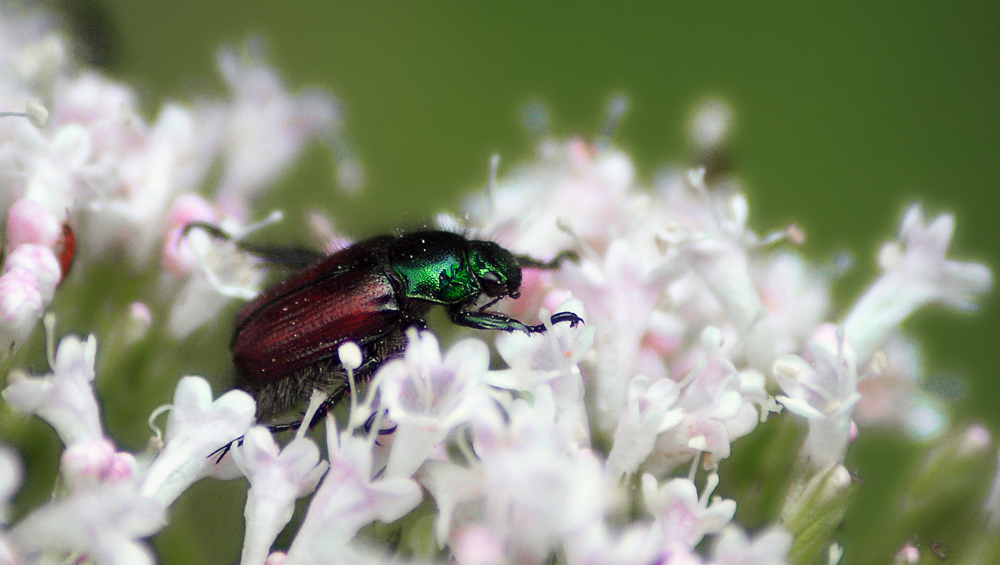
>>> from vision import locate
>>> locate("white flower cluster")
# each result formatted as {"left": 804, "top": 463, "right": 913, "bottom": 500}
{"left": 1, "top": 6, "right": 995, "bottom": 565}
{"left": 0, "top": 7, "right": 349, "bottom": 356}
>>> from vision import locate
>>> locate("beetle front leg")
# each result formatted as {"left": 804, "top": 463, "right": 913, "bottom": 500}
{"left": 515, "top": 250, "right": 579, "bottom": 270}
{"left": 450, "top": 308, "right": 583, "bottom": 335}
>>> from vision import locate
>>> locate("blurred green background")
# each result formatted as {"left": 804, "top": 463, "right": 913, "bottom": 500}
{"left": 38, "top": 1, "right": 1000, "bottom": 563}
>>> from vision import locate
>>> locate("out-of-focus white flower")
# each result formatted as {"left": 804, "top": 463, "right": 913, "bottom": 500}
{"left": 451, "top": 526, "right": 505, "bottom": 565}
{"left": 377, "top": 330, "right": 491, "bottom": 479}
{"left": 422, "top": 388, "right": 610, "bottom": 562}
{"left": 474, "top": 389, "right": 607, "bottom": 563}
{"left": 562, "top": 521, "right": 664, "bottom": 565}
{"left": 606, "top": 375, "right": 683, "bottom": 480}
{"left": 493, "top": 299, "right": 595, "bottom": 450}
{"left": 0, "top": 266, "right": 44, "bottom": 357}
{"left": 166, "top": 217, "right": 267, "bottom": 338}
{"left": 0, "top": 447, "right": 22, "bottom": 525}
{"left": 140, "top": 376, "right": 256, "bottom": 505}
{"left": 559, "top": 238, "right": 676, "bottom": 435}
{"left": 648, "top": 328, "right": 767, "bottom": 474}
{"left": 463, "top": 139, "right": 637, "bottom": 259}
{"left": 753, "top": 251, "right": 831, "bottom": 359}
{"left": 674, "top": 182, "right": 776, "bottom": 373}
{"left": 61, "top": 439, "right": 137, "bottom": 490}
{"left": 643, "top": 473, "right": 736, "bottom": 550}
{"left": 3, "top": 334, "right": 103, "bottom": 445}
{"left": 774, "top": 327, "right": 860, "bottom": 469}
{"left": 122, "top": 301, "right": 154, "bottom": 344}
{"left": 284, "top": 419, "right": 421, "bottom": 561}
{"left": 5, "top": 197, "right": 60, "bottom": 249}
{"left": 689, "top": 99, "right": 733, "bottom": 152}
{"left": 8, "top": 485, "right": 165, "bottom": 565}
{"left": 854, "top": 335, "right": 947, "bottom": 439}
{"left": 894, "top": 542, "right": 921, "bottom": 564}
{"left": 707, "top": 525, "right": 793, "bottom": 565}
{"left": 3, "top": 243, "right": 60, "bottom": 300}
{"left": 213, "top": 44, "right": 339, "bottom": 217}
{"left": 234, "top": 426, "right": 328, "bottom": 565}
{"left": 843, "top": 203, "right": 993, "bottom": 362}
{"left": 162, "top": 193, "right": 220, "bottom": 276}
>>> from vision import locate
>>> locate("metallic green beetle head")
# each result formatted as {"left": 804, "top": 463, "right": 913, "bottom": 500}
{"left": 467, "top": 240, "right": 523, "bottom": 299}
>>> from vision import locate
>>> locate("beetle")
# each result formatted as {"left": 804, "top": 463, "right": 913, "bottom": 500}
{"left": 185, "top": 224, "right": 583, "bottom": 432}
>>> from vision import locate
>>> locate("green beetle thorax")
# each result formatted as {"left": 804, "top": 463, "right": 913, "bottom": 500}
{"left": 389, "top": 232, "right": 480, "bottom": 305}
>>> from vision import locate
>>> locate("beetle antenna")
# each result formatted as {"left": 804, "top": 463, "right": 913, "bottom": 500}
{"left": 555, "top": 217, "right": 600, "bottom": 264}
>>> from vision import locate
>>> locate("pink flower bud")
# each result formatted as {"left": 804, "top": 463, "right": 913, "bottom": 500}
{"left": 6, "top": 198, "right": 61, "bottom": 249}
{"left": 4, "top": 244, "right": 61, "bottom": 301}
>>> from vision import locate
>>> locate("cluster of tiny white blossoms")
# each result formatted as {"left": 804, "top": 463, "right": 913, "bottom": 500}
{"left": 0, "top": 6, "right": 352, "bottom": 354}
{"left": 1, "top": 6, "right": 998, "bottom": 565}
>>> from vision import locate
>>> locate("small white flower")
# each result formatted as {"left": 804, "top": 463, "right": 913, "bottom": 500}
{"left": 3, "top": 334, "right": 103, "bottom": 445}
{"left": 377, "top": 330, "right": 491, "bottom": 479}
{"left": 843, "top": 203, "right": 992, "bottom": 362}
{"left": 284, "top": 418, "right": 421, "bottom": 561}
{"left": 234, "top": 426, "right": 328, "bottom": 565}
{"left": 708, "top": 525, "right": 793, "bottom": 565}
{"left": 3, "top": 243, "right": 60, "bottom": 301}
{"left": 643, "top": 473, "right": 736, "bottom": 550}
{"left": 166, "top": 219, "right": 266, "bottom": 338}
{"left": 492, "top": 299, "right": 594, "bottom": 449}
{"left": 9, "top": 484, "right": 165, "bottom": 565}
{"left": 606, "top": 375, "right": 683, "bottom": 480}
{"left": 0, "top": 268, "right": 44, "bottom": 358}
{"left": 140, "top": 376, "right": 256, "bottom": 505}
{"left": 0, "top": 447, "right": 23, "bottom": 525}
{"left": 648, "top": 329, "right": 764, "bottom": 473}
{"left": 213, "top": 44, "right": 340, "bottom": 215}
{"left": 5, "top": 197, "right": 61, "bottom": 249}
{"left": 774, "top": 327, "right": 860, "bottom": 469}
{"left": 689, "top": 99, "right": 733, "bottom": 152}
{"left": 559, "top": 238, "right": 675, "bottom": 435}
{"left": 474, "top": 389, "right": 607, "bottom": 562}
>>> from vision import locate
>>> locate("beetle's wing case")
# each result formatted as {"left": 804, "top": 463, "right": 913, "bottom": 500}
{"left": 232, "top": 235, "right": 405, "bottom": 391}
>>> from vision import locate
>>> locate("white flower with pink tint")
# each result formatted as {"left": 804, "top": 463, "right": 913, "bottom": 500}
{"left": 234, "top": 427, "right": 328, "bottom": 565}
{"left": 606, "top": 374, "right": 683, "bottom": 480}
{"left": 377, "top": 330, "right": 491, "bottom": 479}
{"left": 284, "top": 420, "right": 421, "bottom": 561}
{"left": 140, "top": 376, "right": 256, "bottom": 505}
{"left": 0, "top": 266, "right": 44, "bottom": 357}
{"left": 212, "top": 43, "right": 340, "bottom": 217}
{"left": 774, "top": 328, "right": 860, "bottom": 469}
{"left": 643, "top": 473, "right": 736, "bottom": 550}
{"left": 844, "top": 203, "right": 992, "bottom": 362}
{"left": 707, "top": 526, "right": 793, "bottom": 565}
{"left": 8, "top": 485, "right": 165, "bottom": 565}
{"left": 3, "top": 334, "right": 103, "bottom": 445}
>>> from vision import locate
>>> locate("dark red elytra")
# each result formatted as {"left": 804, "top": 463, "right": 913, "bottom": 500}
{"left": 55, "top": 223, "right": 76, "bottom": 283}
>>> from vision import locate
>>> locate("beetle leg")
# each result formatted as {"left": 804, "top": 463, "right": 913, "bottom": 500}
{"left": 450, "top": 308, "right": 583, "bottom": 334}
{"left": 514, "top": 250, "right": 579, "bottom": 270}
{"left": 183, "top": 221, "right": 325, "bottom": 269}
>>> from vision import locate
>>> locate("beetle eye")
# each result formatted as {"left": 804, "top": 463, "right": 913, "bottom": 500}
{"left": 481, "top": 271, "right": 504, "bottom": 296}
